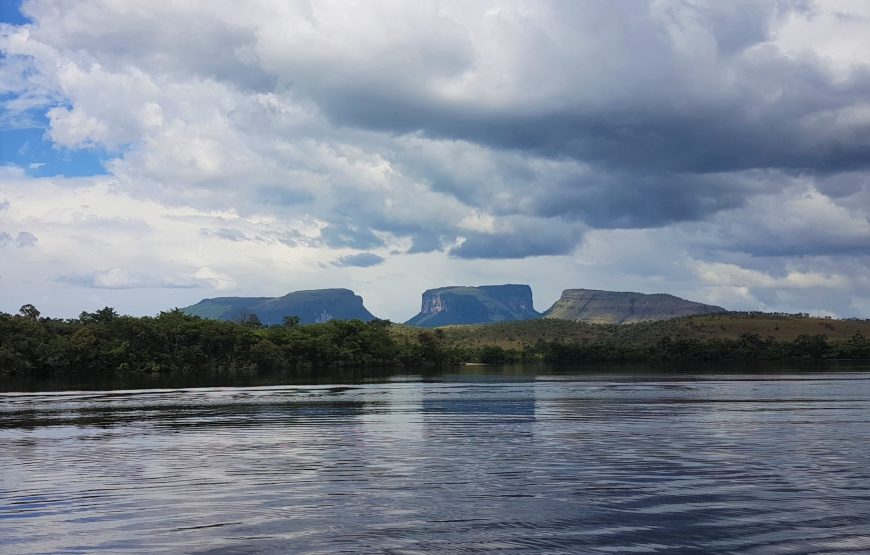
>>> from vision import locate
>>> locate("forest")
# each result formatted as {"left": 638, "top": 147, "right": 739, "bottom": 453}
{"left": 2, "top": 304, "right": 870, "bottom": 376}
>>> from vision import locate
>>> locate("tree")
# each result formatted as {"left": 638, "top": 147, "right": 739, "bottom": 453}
{"left": 79, "top": 307, "right": 118, "bottom": 324}
{"left": 417, "top": 329, "right": 448, "bottom": 366}
{"left": 18, "top": 304, "right": 40, "bottom": 320}
{"left": 792, "top": 334, "right": 830, "bottom": 358}
{"left": 479, "top": 345, "right": 508, "bottom": 363}
{"left": 282, "top": 315, "right": 301, "bottom": 327}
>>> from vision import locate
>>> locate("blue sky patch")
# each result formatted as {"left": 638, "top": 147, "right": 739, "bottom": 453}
{"left": 0, "top": 126, "right": 110, "bottom": 177}
{"left": 0, "top": 128, "right": 108, "bottom": 177}
{"left": 1, "top": 2, "right": 110, "bottom": 177}
{"left": 0, "top": 1, "right": 28, "bottom": 26}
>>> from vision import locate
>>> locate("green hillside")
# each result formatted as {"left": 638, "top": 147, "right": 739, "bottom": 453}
{"left": 392, "top": 312, "right": 870, "bottom": 351}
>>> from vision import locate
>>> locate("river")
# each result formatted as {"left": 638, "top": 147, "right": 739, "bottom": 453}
{"left": 2, "top": 364, "right": 870, "bottom": 553}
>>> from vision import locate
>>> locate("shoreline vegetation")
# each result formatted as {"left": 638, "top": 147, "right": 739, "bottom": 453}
{"left": 2, "top": 305, "right": 870, "bottom": 376}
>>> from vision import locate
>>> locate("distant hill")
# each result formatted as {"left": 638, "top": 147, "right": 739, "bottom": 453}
{"left": 543, "top": 288, "right": 726, "bottom": 324}
{"left": 405, "top": 284, "right": 541, "bottom": 327}
{"left": 182, "top": 288, "right": 375, "bottom": 325}
{"left": 399, "top": 313, "right": 870, "bottom": 351}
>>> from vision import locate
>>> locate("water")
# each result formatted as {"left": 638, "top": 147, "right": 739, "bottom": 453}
{"left": 3, "top": 366, "right": 870, "bottom": 553}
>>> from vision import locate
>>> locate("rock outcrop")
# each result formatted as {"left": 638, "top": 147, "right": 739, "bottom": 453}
{"left": 405, "top": 284, "right": 541, "bottom": 327}
{"left": 182, "top": 288, "right": 375, "bottom": 325}
{"left": 543, "top": 288, "right": 726, "bottom": 324}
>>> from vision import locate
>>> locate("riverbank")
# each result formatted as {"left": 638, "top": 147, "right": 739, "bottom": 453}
{"left": 2, "top": 308, "right": 870, "bottom": 377}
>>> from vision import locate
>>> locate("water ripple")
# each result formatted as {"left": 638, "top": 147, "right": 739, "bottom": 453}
{"left": 2, "top": 372, "right": 870, "bottom": 553}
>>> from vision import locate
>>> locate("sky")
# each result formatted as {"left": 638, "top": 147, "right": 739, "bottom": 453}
{"left": 1, "top": 0, "right": 870, "bottom": 322}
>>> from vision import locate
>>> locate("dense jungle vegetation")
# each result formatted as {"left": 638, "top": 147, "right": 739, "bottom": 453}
{"left": 2, "top": 305, "right": 870, "bottom": 376}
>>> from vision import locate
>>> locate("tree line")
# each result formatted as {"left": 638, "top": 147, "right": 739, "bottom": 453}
{"left": 0, "top": 305, "right": 446, "bottom": 375}
{"left": 2, "top": 305, "right": 870, "bottom": 376}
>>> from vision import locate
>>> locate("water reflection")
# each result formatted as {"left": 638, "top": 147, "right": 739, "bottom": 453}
{"left": 4, "top": 359, "right": 870, "bottom": 393}
{"left": 2, "top": 369, "right": 870, "bottom": 553}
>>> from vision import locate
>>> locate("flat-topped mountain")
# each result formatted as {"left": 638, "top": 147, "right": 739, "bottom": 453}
{"left": 405, "top": 284, "right": 541, "bottom": 327}
{"left": 182, "top": 288, "right": 375, "bottom": 325}
{"left": 543, "top": 288, "right": 726, "bottom": 324}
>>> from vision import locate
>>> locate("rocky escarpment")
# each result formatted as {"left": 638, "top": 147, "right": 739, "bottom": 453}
{"left": 405, "top": 284, "right": 541, "bottom": 327}
{"left": 543, "top": 289, "right": 726, "bottom": 324}
{"left": 182, "top": 288, "right": 375, "bottom": 325}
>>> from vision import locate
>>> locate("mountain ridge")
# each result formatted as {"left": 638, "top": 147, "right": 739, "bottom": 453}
{"left": 182, "top": 288, "right": 375, "bottom": 325}
{"left": 405, "top": 284, "right": 541, "bottom": 327}
{"left": 180, "top": 285, "right": 727, "bottom": 327}
{"left": 543, "top": 288, "right": 727, "bottom": 324}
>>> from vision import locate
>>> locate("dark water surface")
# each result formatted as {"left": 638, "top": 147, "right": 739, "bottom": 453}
{"left": 3, "top": 366, "right": 870, "bottom": 554}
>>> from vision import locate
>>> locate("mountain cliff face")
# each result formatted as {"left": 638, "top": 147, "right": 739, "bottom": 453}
{"left": 405, "top": 284, "right": 541, "bottom": 327}
{"left": 543, "top": 289, "right": 726, "bottom": 324}
{"left": 182, "top": 288, "right": 375, "bottom": 325}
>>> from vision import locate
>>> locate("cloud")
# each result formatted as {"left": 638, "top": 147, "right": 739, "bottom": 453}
{"left": 56, "top": 266, "right": 237, "bottom": 290}
{"left": 200, "top": 227, "right": 251, "bottom": 242}
{"left": 695, "top": 183, "right": 870, "bottom": 257}
{"left": 11, "top": 1, "right": 866, "bottom": 237}
{"left": 406, "top": 231, "right": 443, "bottom": 254}
{"left": 0, "top": 165, "right": 26, "bottom": 179}
{"left": 1, "top": 1, "right": 870, "bottom": 318}
{"left": 331, "top": 252, "right": 385, "bottom": 268}
{"left": 0, "top": 230, "right": 37, "bottom": 248}
{"left": 271, "top": 229, "right": 318, "bottom": 248}
{"left": 694, "top": 261, "right": 850, "bottom": 290}
{"left": 320, "top": 223, "right": 384, "bottom": 249}
{"left": 15, "top": 231, "right": 37, "bottom": 247}
{"left": 57, "top": 268, "right": 202, "bottom": 290}
{"left": 247, "top": 1, "right": 870, "bottom": 177}
{"left": 451, "top": 217, "right": 584, "bottom": 259}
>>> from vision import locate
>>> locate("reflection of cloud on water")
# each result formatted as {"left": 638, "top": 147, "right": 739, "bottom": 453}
{"left": 4, "top": 378, "right": 870, "bottom": 553}
{"left": 355, "top": 383, "right": 427, "bottom": 466}
{"left": 410, "top": 383, "right": 542, "bottom": 528}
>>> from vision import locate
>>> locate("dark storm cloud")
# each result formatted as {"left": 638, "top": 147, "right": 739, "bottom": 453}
{"left": 265, "top": 0, "right": 870, "bottom": 252}
{"left": 532, "top": 171, "right": 759, "bottom": 229}
{"left": 321, "top": 66, "right": 870, "bottom": 177}
{"left": 331, "top": 252, "right": 385, "bottom": 268}
{"left": 300, "top": 2, "right": 864, "bottom": 171}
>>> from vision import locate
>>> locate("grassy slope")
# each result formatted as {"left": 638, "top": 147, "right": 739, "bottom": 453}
{"left": 392, "top": 313, "right": 870, "bottom": 350}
